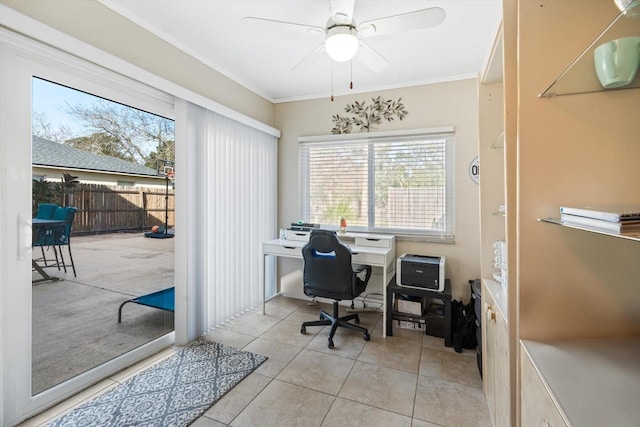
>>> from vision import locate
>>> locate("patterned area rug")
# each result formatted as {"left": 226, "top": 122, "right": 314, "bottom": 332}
{"left": 47, "top": 339, "right": 267, "bottom": 427}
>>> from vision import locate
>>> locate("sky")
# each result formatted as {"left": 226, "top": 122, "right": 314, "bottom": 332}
{"left": 32, "top": 77, "right": 95, "bottom": 137}
{"left": 31, "top": 78, "right": 174, "bottom": 162}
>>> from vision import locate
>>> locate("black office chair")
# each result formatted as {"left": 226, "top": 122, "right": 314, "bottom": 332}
{"left": 300, "top": 229, "right": 372, "bottom": 349}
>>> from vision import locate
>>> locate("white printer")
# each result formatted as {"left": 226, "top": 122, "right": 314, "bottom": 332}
{"left": 396, "top": 254, "right": 446, "bottom": 292}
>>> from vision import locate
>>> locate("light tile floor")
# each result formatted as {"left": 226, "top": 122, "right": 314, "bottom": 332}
{"left": 20, "top": 296, "right": 492, "bottom": 427}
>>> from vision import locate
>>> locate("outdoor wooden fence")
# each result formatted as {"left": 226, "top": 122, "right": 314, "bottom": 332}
{"left": 66, "top": 183, "right": 175, "bottom": 234}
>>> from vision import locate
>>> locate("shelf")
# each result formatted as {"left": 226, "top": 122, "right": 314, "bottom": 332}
{"left": 522, "top": 338, "right": 640, "bottom": 427}
{"left": 491, "top": 205, "right": 506, "bottom": 216}
{"left": 392, "top": 311, "right": 445, "bottom": 338}
{"left": 539, "top": 4, "right": 640, "bottom": 98}
{"left": 489, "top": 131, "right": 504, "bottom": 149}
{"left": 539, "top": 217, "right": 640, "bottom": 242}
{"left": 387, "top": 281, "right": 452, "bottom": 346}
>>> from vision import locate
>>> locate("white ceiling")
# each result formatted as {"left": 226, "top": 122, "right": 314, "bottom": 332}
{"left": 100, "top": 0, "right": 502, "bottom": 103}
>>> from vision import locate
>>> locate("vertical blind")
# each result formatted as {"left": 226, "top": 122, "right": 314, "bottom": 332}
{"left": 187, "top": 103, "right": 277, "bottom": 333}
{"left": 299, "top": 130, "right": 454, "bottom": 239}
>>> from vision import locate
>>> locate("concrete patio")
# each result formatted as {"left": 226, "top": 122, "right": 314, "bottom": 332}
{"left": 32, "top": 232, "right": 174, "bottom": 395}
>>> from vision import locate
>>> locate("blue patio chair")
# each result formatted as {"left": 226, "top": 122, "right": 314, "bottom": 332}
{"left": 33, "top": 203, "right": 60, "bottom": 266}
{"left": 53, "top": 206, "right": 77, "bottom": 277}
{"left": 34, "top": 207, "right": 78, "bottom": 277}
{"left": 35, "top": 203, "right": 59, "bottom": 219}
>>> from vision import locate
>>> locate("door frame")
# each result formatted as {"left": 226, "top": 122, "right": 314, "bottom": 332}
{"left": 0, "top": 28, "right": 179, "bottom": 425}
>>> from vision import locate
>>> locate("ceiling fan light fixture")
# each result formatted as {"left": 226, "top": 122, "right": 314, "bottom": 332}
{"left": 325, "top": 26, "right": 359, "bottom": 62}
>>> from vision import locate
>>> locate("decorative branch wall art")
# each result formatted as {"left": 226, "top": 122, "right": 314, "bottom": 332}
{"left": 331, "top": 96, "right": 408, "bottom": 134}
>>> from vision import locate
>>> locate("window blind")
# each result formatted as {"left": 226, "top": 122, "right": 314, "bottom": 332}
{"left": 299, "top": 130, "right": 454, "bottom": 239}
{"left": 186, "top": 103, "right": 277, "bottom": 333}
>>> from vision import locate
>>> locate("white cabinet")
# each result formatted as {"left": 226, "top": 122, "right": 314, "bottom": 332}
{"left": 478, "top": 28, "right": 512, "bottom": 425}
{"left": 520, "top": 346, "right": 567, "bottom": 427}
{"left": 521, "top": 338, "right": 640, "bottom": 427}
{"left": 522, "top": 228, "right": 640, "bottom": 427}
{"left": 482, "top": 280, "right": 510, "bottom": 427}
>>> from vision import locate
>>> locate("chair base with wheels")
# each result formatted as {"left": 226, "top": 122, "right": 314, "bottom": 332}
{"left": 301, "top": 300, "right": 371, "bottom": 349}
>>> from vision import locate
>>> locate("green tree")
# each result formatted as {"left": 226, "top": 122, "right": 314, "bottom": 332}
{"left": 55, "top": 173, "right": 79, "bottom": 207}
{"left": 146, "top": 139, "right": 175, "bottom": 169}
{"left": 32, "top": 173, "right": 80, "bottom": 214}
{"left": 320, "top": 200, "right": 356, "bottom": 226}
{"left": 32, "top": 178, "right": 55, "bottom": 216}
{"left": 374, "top": 142, "right": 445, "bottom": 209}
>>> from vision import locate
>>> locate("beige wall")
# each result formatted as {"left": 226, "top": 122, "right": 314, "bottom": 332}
{"left": 515, "top": 0, "right": 640, "bottom": 341}
{"left": 274, "top": 79, "right": 482, "bottom": 300}
{"left": 0, "top": 0, "right": 275, "bottom": 127}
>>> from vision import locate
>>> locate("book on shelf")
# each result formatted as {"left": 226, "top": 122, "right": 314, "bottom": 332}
{"left": 559, "top": 204, "right": 640, "bottom": 222}
{"left": 560, "top": 213, "right": 640, "bottom": 233}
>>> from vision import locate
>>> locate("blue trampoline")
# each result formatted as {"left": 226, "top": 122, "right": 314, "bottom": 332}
{"left": 118, "top": 287, "right": 175, "bottom": 323}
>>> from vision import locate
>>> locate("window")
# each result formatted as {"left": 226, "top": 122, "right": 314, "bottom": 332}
{"left": 299, "top": 128, "right": 455, "bottom": 240}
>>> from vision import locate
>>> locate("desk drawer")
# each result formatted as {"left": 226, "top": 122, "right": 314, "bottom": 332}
{"left": 355, "top": 236, "right": 393, "bottom": 248}
{"left": 352, "top": 251, "right": 385, "bottom": 266}
{"left": 263, "top": 243, "right": 302, "bottom": 258}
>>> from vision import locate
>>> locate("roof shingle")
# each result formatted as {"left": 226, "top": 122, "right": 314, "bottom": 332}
{"left": 32, "top": 136, "right": 161, "bottom": 177}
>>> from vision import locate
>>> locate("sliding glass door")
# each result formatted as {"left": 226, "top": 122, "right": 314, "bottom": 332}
{"left": 1, "top": 29, "right": 176, "bottom": 425}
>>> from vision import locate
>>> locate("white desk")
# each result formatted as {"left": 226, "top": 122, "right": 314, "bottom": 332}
{"left": 262, "top": 232, "right": 396, "bottom": 337}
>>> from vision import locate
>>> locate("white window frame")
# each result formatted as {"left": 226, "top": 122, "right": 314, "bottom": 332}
{"left": 299, "top": 127, "right": 455, "bottom": 241}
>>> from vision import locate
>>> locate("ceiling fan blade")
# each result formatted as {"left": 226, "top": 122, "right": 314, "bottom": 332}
{"left": 292, "top": 43, "right": 326, "bottom": 71}
{"left": 330, "top": 0, "right": 355, "bottom": 24}
{"left": 359, "top": 7, "right": 446, "bottom": 37}
{"left": 356, "top": 40, "right": 389, "bottom": 72}
{"left": 241, "top": 16, "right": 324, "bottom": 35}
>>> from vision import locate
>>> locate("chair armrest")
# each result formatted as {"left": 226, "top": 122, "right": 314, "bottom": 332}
{"left": 352, "top": 264, "right": 372, "bottom": 287}
{"left": 353, "top": 264, "right": 370, "bottom": 274}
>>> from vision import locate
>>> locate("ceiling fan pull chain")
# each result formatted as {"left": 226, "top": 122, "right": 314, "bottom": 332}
{"left": 331, "top": 62, "right": 335, "bottom": 102}
{"left": 350, "top": 60, "right": 353, "bottom": 90}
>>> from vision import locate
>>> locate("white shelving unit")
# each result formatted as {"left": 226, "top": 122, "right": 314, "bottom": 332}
{"left": 520, "top": 2, "right": 640, "bottom": 426}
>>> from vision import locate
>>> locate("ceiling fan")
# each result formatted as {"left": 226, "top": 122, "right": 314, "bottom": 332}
{"left": 242, "top": 0, "right": 446, "bottom": 72}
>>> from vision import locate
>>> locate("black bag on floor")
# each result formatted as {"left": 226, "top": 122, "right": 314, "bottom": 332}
{"left": 451, "top": 297, "right": 477, "bottom": 353}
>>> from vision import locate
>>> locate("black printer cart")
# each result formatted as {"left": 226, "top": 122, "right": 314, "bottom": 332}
{"left": 386, "top": 279, "right": 452, "bottom": 347}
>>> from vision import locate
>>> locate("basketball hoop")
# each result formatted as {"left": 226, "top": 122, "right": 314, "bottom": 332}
{"left": 157, "top": 159, "right": 175, "bottom": 177}
{"left": 165, "top": 171, "right": 175, "bottom": 189}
